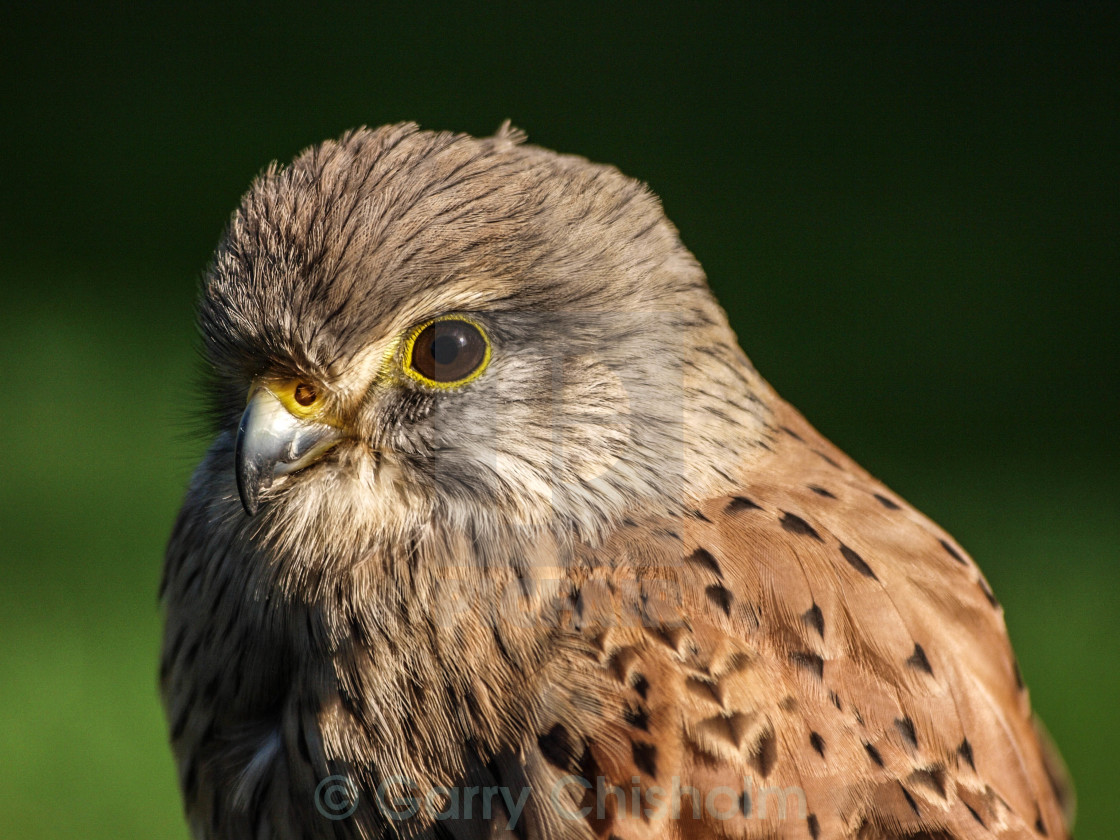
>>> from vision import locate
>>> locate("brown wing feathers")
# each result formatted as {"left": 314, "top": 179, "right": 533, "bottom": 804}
{"left": 554, "top": 402, "right": 1065, "bottom": 839}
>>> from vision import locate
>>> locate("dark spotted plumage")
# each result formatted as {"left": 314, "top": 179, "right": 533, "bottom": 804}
{"left": 162, "top": 124, "right": 1072, "bottom": 839}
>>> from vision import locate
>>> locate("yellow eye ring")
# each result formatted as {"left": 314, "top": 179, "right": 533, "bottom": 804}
{"left": 256, "top": 378, "right": 327, "bottom": 420}
{"left": 401, "top": 315, "right": 492, "bottom": 389}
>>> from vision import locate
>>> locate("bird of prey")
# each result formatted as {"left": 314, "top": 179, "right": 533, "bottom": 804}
{"left": 161, "top": 123, "right": 1072, "bottom": 840}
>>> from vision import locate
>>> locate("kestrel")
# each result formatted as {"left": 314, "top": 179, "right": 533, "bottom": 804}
{"left": 161, "top": 123, "right": 1073, "bottom": 839}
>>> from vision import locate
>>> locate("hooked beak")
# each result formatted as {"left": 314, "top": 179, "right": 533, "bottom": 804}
{"left": 234, "top": 387, "right": 342, "bottom": 516}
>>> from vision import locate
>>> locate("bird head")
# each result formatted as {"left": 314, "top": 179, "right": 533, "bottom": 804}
{"left": 196, "top": 124, "right": 772, "bottom": 553}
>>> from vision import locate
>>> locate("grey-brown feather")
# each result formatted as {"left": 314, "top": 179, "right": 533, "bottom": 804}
{"left": 162, "top": 123, "right": 1069, "bottom": 839}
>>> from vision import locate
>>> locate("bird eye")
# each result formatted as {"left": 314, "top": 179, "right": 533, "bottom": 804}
{"left": 406, "top": 316, "right": 491, "bottom": 387}
{"left": 261, "top": 379, "right": 326, "bottom": 420}
{"left": 293, "top": 382, "right": 318, "bottom": 406}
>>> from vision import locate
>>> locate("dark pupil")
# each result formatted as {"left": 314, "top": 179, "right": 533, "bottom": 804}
{"left": 412, "top": 320, "right": 486, "bottom": 383}
{"left": 431, "top": 333, "right": 462, "bottom": 366}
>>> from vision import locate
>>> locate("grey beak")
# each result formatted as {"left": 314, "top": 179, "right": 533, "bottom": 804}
{"left": 234, "top": 388, "right": 342, "bottom": 515}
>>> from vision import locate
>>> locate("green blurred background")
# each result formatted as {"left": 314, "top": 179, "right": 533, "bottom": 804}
{"left": 2, "top": 3, "right": 1116, "bottom": 837}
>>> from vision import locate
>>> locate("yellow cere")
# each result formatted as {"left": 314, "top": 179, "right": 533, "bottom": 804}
{"left": 400, "top": 314, "right": 492, "bottom": 390}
